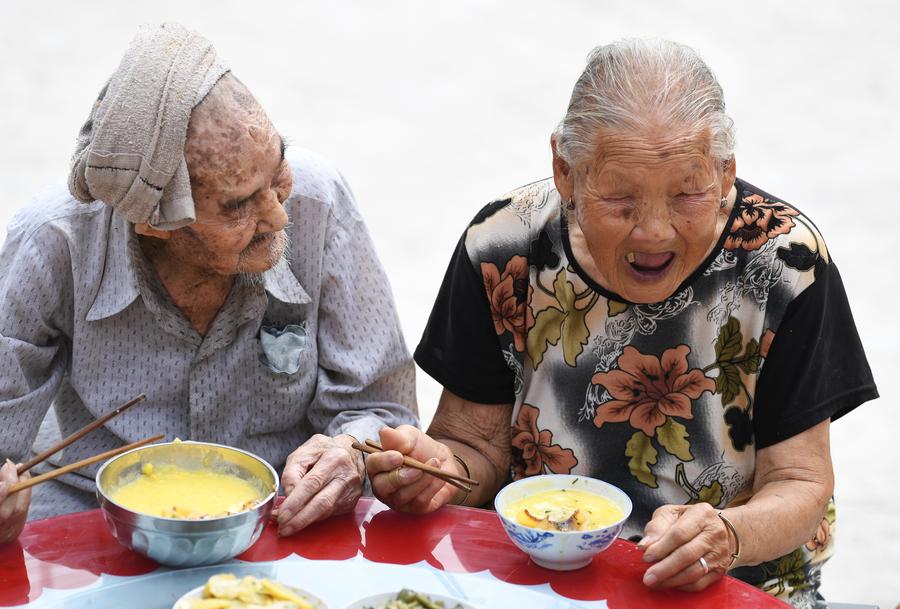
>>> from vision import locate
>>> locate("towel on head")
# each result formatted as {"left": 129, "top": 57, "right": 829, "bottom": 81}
{"left": 68, "top": 22, "right": 229, "bottom": 229}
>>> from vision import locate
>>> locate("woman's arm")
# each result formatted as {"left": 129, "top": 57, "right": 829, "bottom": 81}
{"left": 640, "top": 419, "right": 833, "bottom": 591}
{"left": 367, "top": 389, "right": 512, "bottom": 512}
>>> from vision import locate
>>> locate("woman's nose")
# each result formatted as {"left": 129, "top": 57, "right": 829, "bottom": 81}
{"left": 631, "top": 201, "right": 676, "bottom": 242}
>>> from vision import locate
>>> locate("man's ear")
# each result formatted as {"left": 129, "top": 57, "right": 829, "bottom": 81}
{"left": 134, "top": 223, "right": 171, "bottom": 240}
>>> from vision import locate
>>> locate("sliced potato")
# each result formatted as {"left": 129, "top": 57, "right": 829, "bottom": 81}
{"left": 260, "top": 579, "right": 313, "bottom": 608}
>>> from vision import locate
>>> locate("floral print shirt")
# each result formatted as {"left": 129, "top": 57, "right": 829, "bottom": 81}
{"left": 415, "top": 177, "right": 877, "bottom": 608}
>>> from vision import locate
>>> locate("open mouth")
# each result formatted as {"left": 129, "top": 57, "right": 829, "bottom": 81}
{"left": 625, "top": 252, "right": 675, "bottom": 279}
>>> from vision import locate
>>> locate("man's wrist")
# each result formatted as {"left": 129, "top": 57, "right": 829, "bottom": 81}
{"left": 334, "top": 434, "right": 365, "bottom": 478}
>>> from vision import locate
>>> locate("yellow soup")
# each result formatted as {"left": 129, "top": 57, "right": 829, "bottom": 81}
{"left": 505, "top": 488, "right": 624, "bottom": 531}
{"left": 110, "top": 464, "right": 263, "bottom": 519}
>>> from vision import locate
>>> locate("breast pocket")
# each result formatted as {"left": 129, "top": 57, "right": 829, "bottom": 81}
{"left": 258, "top": 323, "right": 310, "bottom": 375}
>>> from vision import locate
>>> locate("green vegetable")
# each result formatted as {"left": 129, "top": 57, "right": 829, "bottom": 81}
{"left": 371, "top": 590, "right": 463, "bottom": 609}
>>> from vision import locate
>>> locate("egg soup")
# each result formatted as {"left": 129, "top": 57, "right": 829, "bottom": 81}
{"left": 504, "top": 488, "right": 624, "bottom": 531}
{"left": 109, "top": 463, "right": 263, "bottom": 519}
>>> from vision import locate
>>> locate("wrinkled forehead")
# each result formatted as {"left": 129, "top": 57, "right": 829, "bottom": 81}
{"left": 184, "top": 75, "right": 278, "bottom": 188}
{"left": 582, "top": 125, "right": 718, "bottom": 188}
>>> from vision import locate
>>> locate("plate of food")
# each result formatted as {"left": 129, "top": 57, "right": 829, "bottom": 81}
{"left": 342, "top": 589, "right": 476, "bottom": 609}
{"left": 173, "top": 573, "right": 328, "bottom": 609}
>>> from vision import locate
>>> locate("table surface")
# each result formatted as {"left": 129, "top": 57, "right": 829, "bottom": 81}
{"left": 0, "top": 498, "right": 788, "bottom": 608}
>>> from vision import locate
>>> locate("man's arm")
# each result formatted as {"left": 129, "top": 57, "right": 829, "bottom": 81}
{"left": 0, "top": 221, "right": 73, "bottom": 540}
{"left": 275, "top": 165, "right": 417, "bottom": 535}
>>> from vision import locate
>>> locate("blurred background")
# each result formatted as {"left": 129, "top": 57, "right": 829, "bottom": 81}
{"left": 1, "top": 1, "right": 897, "bottom": 606}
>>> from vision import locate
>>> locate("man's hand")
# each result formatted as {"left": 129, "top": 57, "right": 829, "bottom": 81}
{"left": 275, "top": 434, "right": 364, "bottom": 536}
{"left": 366, "top": 425, "right": 462, "bottom": 514}
{"left": 0, "top": 460, "right": 31, "bottom": 545}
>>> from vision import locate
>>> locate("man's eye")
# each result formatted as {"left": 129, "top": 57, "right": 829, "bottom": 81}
{"left": 226, "top": 198, "right": 251, "bottom": 212}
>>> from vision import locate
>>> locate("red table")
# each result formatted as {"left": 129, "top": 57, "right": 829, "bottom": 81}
{"left": 0, "top": 498, "right": 787, "bottom": 608}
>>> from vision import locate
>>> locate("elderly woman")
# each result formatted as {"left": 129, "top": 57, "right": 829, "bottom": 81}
{"left": 366, "top": 39, "right": 876, "bottom": 607}
{"left": 0, "top": 23, "right": 416, "bottom": 543}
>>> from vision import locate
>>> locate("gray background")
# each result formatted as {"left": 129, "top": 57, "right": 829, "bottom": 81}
{"left": 0, "top": 1, "right": 896, "bottom": 606}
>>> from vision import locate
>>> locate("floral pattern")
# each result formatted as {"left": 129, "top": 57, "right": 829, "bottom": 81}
{"left": 591, "top": 345, "right": 715, "bottom": 436}
{"left": 511, "top": 403, "right": 577, "bottom": 479}
{"left": 724, "top": 193, "right": 799, "bottom": 252}
{"left": 482, "top": 256, "right": 534, "bottom": 352}
{"left": 437, "top": 177, "right": 873, "bottom": 608}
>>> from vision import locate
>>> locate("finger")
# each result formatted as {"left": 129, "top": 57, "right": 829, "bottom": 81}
{"left": 389, "top": 459, "right": 445, "bottom": 506}
{"left": 278, "top": 448, "right": 356, "bottom": 526}
{"left": 642, "top": 504, "right": 713, "bottom": 562}
{"left": 278, "top": 478, "right": 344, "bottom": 536}
{"left": 639, "top": 504, "right": 685, "bottom": 548}
{"left": 365, "top": 449, "right": 405, "bottom": 477}
{"left": 406, "top": 474, "right": 456, "bottom": 513}
{"left": 0, "top": 460, "right": 16, "bottom": 484}
{"left": 371, "top": 463, "right": 425, "bottom": 499}
{"left": 644, "top": 540, "right": 713, "bottom": 588}
{"left": 13, "top": 476, "right": 31, "bottom": 517}
{"left": 677, "top": 568, "right": 725, "bottom": 592}
{"left": 379, "top": 425, "right": 421, "bottom": 454}
{"left": 281, "top": 439, "right": 330, "bottom": 495}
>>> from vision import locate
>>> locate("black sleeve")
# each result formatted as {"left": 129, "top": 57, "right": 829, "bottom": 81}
{"left": 414, "top": 234, "right": 516, "bottom": 404}
{"left": 753, "top": 259, "right": 878, "bottom": 448}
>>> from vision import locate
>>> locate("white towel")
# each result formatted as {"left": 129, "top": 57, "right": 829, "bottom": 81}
{"left": 68, "top": 22, "right": 229, "bottom": 229}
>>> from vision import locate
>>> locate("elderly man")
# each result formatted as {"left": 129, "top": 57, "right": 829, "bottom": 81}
{"left": 0, "top": 23, "right": 417, "bottom": 544}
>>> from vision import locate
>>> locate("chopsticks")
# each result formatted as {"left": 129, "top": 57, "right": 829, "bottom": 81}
{"left": 17, "top": 394, "right": 147, "bottom": 476}
{"left": 7, "top": 434, "right": 165, "bottom": 496}
{"left": 352, "top": 439, "right": 479, "bottom": 494}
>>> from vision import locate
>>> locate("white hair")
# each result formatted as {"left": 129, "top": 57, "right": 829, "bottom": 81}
{"left": 554, "top": 38, "right": 736, "bottom": 167}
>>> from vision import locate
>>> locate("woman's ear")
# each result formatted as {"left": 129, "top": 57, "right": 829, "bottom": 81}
{"left": 721, "top": 156, "right": 737, "bottom": 196}
{"left": 134, "top": 222, "right": 172, "bottom": 240}
{"left": 551, "top": 135, "right": 575, "bottom": 202}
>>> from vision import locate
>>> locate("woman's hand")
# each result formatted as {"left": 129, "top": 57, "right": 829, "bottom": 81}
{"left": 275, "top": 434, "right": 364, "bottom": 536}
{"left": 366, "top": 425, "right": 462, "bottom": 514}
{"left": 638, "top": 503, "right": 732, "bottom": 591}
{"left": 0, "top": 460, "right": 31, "bottom": 545}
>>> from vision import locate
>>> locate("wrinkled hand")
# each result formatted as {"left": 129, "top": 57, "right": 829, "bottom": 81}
{"left": 0, "top": 460, "right": 31, "bottom": 545}
{"left": 638, "top": 503, "right": 732, "bottom": 591}
{"left": 367, "top": 425, "right": 461, "bottom": 514}
{"left": 274, "top": 434, "right": 364, "bottom": 536}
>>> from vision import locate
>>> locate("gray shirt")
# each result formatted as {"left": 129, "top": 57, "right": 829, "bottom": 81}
{"left": 0, "top": 148, "right": 418, "bottom": 517}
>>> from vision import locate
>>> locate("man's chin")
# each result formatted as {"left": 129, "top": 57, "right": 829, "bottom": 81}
{"left": 237, "top": 231, "right": 287, "bottom": 274}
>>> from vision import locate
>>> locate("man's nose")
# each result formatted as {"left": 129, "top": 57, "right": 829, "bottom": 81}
{"left": 256, "top": 188, "right": 288, "bottom": 233}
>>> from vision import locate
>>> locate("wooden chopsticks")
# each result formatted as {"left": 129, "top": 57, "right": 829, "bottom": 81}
{"left": 8, "top": 434, "right": 165, "bottom": 495}
{"left": 352, "top": 439, "right": 479, "bottom": 494}
{"left": 17, "top": 394, "right": 147, "bottom": 475}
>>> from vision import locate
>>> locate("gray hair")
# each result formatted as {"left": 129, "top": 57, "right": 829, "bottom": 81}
{"left": 554, "top": 39, "right": 735, "bottom": 168}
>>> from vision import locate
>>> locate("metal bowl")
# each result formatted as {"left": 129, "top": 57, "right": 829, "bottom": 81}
{"left": 96, "top": 440, "right": 278, "bottom": 567}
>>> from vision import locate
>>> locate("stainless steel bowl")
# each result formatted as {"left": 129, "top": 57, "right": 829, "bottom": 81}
{"left": 96, "top": 440, "right": 278, "bottom": 567}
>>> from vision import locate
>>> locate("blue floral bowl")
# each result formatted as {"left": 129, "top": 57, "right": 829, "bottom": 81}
{"left": 494, "top": 474, "right": 632, "bottom": 571}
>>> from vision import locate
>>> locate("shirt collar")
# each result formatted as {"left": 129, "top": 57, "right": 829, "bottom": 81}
{"left": 86, "top": 220, "right": 310, "bottom": 321}
{"left": 263, "top": 255, "right": 311, "bottom": 306}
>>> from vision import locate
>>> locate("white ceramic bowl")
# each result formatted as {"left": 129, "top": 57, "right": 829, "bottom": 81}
{"left": 342, "top": 591, "right": 477, "bottom": 609}
{"left": 494, "top": 474, "right": 632, "bottom": 571}
{"left": 172, "top": 581, "right": 329, "bottom": 609}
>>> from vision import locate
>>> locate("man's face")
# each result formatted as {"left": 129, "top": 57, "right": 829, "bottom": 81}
{"left": 163, "top": 75, "right": 293, "bottom": 277}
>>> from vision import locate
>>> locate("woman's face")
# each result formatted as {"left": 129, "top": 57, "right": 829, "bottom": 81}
{"left": 553, "top": 126, "right": 735, "bottom": 304}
